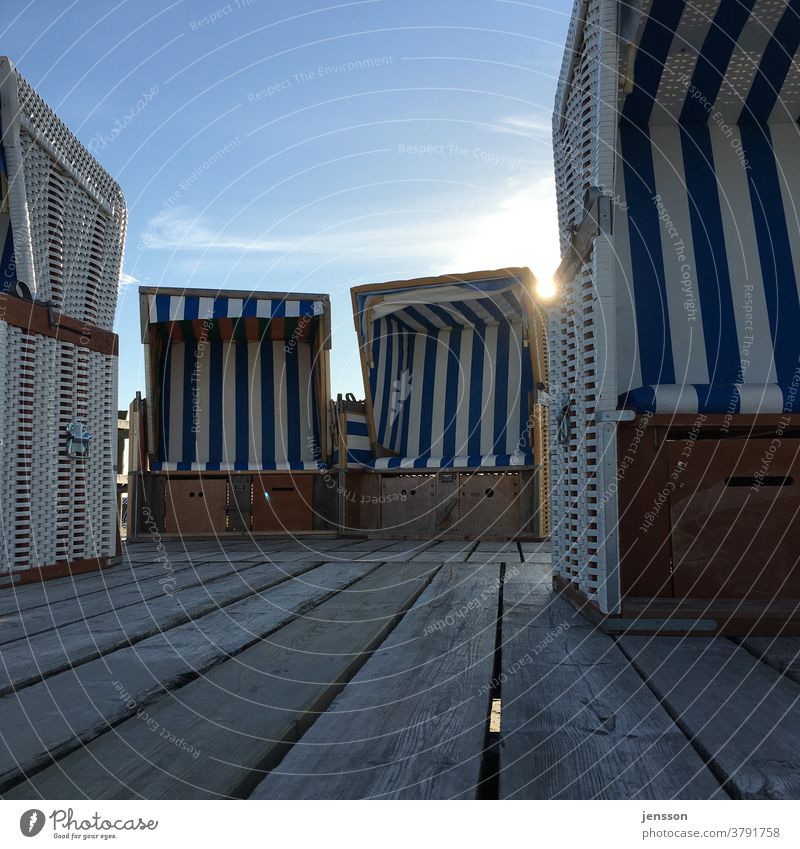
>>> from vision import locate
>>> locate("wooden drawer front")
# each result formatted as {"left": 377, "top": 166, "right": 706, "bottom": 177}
{"left": 380, "top": 476, "right": 437, "bottom": 535}
{"left": 459, "top": 473, "right": 521, "bottom": 537}
{"left": 165, "top": 479, "right": 228, "bottom": 535}
{"left": 252, "top": 474, "right": 314, "bottom": 532}
{"left": 670, "top": 439, "right": 800, "bottom": 599}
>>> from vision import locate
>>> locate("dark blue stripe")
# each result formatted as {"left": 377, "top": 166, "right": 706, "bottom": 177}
{"left": 260, "top": 341, "right": 275, "bottom": 466}
{"left": 310, "top": 356, "right": 321, "bottom": 465}
{"left": 208, "top": 340, "right": 223, "bottom": 465}
{"left": 462, "top": 276, "right": 518, "bottom": 294}
{"left": 1, "top": 226, "right": 16, "bottom": 287}
{"left": 271, "top": 299, "right": 286, "bottom": 318}
{"left": 442, "top": 327, "right": 462, "bottom": 458}
{"left": 493, "top": 323, "right": 510, "bottom": 453}
{"left": 680, "top": 0, "right": 755, "bottom": 125}
{"left": 241, "top": 297, "right": 257, "bottom": 317}
{"left": 183, "top": 297, "right": 199, "bottom": 321}
{"left": 369, "top": 318, "right": 381, "bottom": 430}
{"left": 680, "top": 125, "right": 740, "bottom": 382}
{"left": 622, "top": 0, "right": 686, "bottom": 124}
{"left": 426, "top": 302, "right": 461, "bottom": 327}
{"left": 182, "top": 340, "right": 197, "bottom": 465}
{"left": 155, "top": 294, "right": 172, "bottom": 323}
{"left": 468, "top": 324, "right": 485, "bottom": 456}
{"left": 285, "top": 340, "right": 301, "bottom": 461}
{"left": 695, "top": 384, "right": 740, "bottom": 414}
{"left": 160, "top": 341, "right": 172, "bottom": 461}
{"left": 500, "top": 289, "right": 523, "bottom": 318}
{"left": 740, "top": 123, "right": 800, "bottom": 385}
{"left": 418, "top": 331, "right": 438, "bottom": 457}
{"left": 620, "top": 125, "right": 676, "bottom": 384}
{"left": 235, "top": 341, "right": 249, "bottom": 468}
{"left": 402, "top": 305, "right": 440, "bottom": 332}
{"left": 212, "top": 297, "right": 229, "bottom": 319}
{"left": 741, "top": 0, "right": 800, "bottom": 123}
{"left": 347, "top": 421, "right": 369, "bottom": 437}
{"left": 457, "top": 301, "right": 483, "bottom": 326}
{"left": 620, "top": 386, "right": 657, "bottom": 413}
{"left": 519, "top": 342, "right": 534, "bottom": 451}
{"left": 477, "top": 297, "right": 506, "bottom": 323}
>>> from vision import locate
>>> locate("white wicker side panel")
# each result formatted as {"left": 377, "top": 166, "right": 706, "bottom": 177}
{"left": 20, "top": 131, "right": 119, "bottom": 331}
{"left": 29, "top": 334, "right": 60, "bottom": 567}
{"left": 550, "top": 0, "right": 621, "bottom": 613}
{"left": 86, "top": 348, "right": 118, "bottom": 559}
{"left": 0, "top": 320, "right": 11, "bottom": 572}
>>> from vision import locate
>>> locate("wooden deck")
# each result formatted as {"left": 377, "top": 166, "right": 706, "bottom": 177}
{"left": 0, "top": 537, "right": 798, "bottom": 800}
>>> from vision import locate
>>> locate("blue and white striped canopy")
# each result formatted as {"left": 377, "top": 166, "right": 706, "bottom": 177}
{"left": 146, "top": 292, "right": 326, "bottom": 324}
{"left": 354, "top": 270, "right": 536, "bottom": 469}
{"left": 614, "top": 0, "right": 800, "bottom": 413}
{"left": 142, "top": 288, "right": 329, "bottom": 471}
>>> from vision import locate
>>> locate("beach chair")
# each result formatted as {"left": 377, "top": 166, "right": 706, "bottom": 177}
{"left": 348, "top": 268, "right": 548, "bottom": 538}
{"left": 0, "top": 57, "right": 125, "bottom": 583}
{"left": 551, "top": 0, "right": 800, "bottom": 633}
{"left": 133, "top": 287, "right": 334, "bottom": 537}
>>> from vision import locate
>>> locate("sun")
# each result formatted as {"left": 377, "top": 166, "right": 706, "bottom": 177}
{"left": 535, "top": 276, "right": 558, "bottom": 301}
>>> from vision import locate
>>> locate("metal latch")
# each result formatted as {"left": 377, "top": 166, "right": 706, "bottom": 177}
{"left": 66, "top": 422, "right": 92, "bottom": 458}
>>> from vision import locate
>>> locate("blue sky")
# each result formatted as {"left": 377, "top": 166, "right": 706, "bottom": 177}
{"left": 4, "top": 0, "right": 571, "bottom": 404}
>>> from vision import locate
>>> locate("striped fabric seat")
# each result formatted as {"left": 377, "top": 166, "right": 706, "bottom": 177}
{"left": 341, "top": 411, "right": 373, "bottom": 467}
{"left": 143, "top": 291, "right": 328, "bottom": 472}
{"left": 353, "top": 270, "right": 537, "bottom": 469}
{"left": 614, "top": 0, "right": 800, "bottom": 415}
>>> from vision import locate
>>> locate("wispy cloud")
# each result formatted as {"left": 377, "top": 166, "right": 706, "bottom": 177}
{"left": 492, "top": 112, "right": 553, "bottom": 138}
{"left": 119, "top": 270, "right": 142, "bottom": 286}
{"left": 139, "top": 176, "right": 561, "bottom": 280}
{"left": 141, "top": 207, "right": 297, "bottom": 253}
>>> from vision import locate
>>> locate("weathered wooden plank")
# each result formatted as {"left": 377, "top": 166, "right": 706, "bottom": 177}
{"left": 619, "top": 635, "right": 800, "bottom": 800}
{"left": 467, "top": 542, "right": 521, "bottom": 562}
{"left": 4, "top": 560, "right": 437, "bottom": 799}
{"left": 251, "top": 561, "right": 500, "bottom": 799}
{"left": 0, "top": 537, "right": 314, "bottom": 615}
{"left": 0, "top": 555, "right": 298, "bottom": 644}
{"left": 499, "top": 565, "right": 723, "bottom": 799}
{"left": 0, "top": 554, "right": 234, "bottom": 615}
{"left": 738, "top": 637, "right": 800, "bottom": 685}
{"left": 0, "top": 560, "right": 380, "bottom": 791}
{"left": 411, "top": 541, "right": 475, "bottom": 562}
{"left": 0, "top": 559, "right": 326, "bottom": 695}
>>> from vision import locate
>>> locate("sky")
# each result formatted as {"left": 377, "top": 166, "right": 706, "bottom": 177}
{"left": 3, "top": 0, "right": 572, "bottom": 405}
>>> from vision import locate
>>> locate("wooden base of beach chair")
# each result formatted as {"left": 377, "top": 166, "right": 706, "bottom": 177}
{"left": 0, "top": 556, "right": 114, "bottom": 588}
{"left": 136, "top": 472, "right": 333, "bottom": 537}
{"left": 612, "top": 414, "right": 800, "bottom": 627}
{"left": 341, "top": 469, "right": 540, "bottom": 539}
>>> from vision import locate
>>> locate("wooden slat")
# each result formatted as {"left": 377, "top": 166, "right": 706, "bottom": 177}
{"left": 252, "top": 561, "right": 501, "bottom": 799}
{"left": 467, "top": 541, "right": 521, "bottom": 562}
{"left": 5, "top": 560, "right": 436, "bottom": 799}
{"left": 411, "top": 541, "right": 476, "bottom": 562}
{"left": 499, "top": 565, "right": 722, "bottom": 799}
{"left": 0, "top": 555, "right": 303, "bottom": 644}
{"left": 0, "top": 559, "right": 327, "bottom": 695}
{"left": 738, "top": 637, "right": 800, "bottom": 685}
{"left": 619, "top": 636, "right": 800, "bottom": 799}
{"left": 0, "top": 538, "right": 314, "bottom": 614}
{"left": 0, "top": 560, "right": 380, "bottom": 791}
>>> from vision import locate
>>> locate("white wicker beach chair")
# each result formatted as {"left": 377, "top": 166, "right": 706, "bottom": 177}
{"left": 551, "top": 0, "right": 800, "bottom": 633}
{"left": 0, "top": 57, "right": 125, "bottom": 582}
